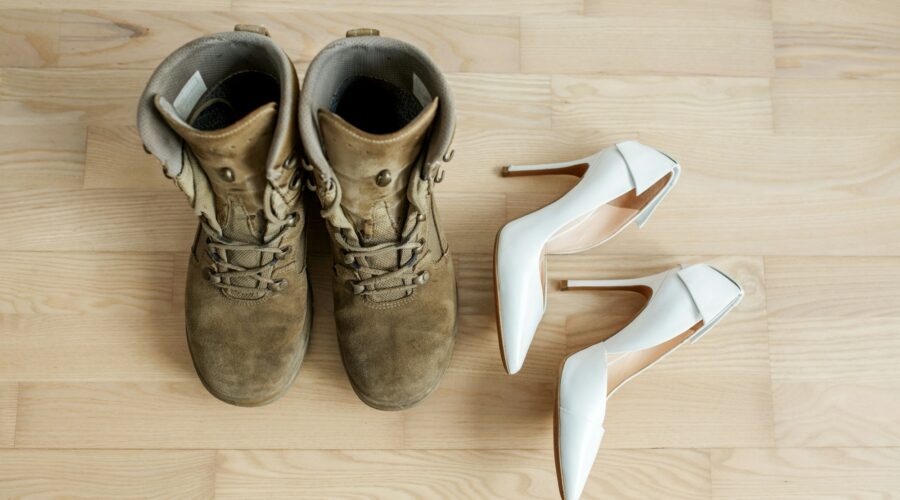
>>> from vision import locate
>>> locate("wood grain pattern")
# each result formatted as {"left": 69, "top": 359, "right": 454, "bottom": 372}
{"left": 0, "top": 124, "right": 85, "bottom": 188}
{"left": 0, "top": 450, "right": 217, "bottom": 498}
{"left": 58, "top": 10, "right": 521, "bottom": 73}
{"left": 772, "top": 79, "right": 900, "bottom": 131}
{"left": 0, "top": 383, "right": 15, "bottom": 448}
{"left": 215, "top": 449, "right": 711, "bottom": 499}
{"left": 2, "top": 1, "right": 900, "bottom": 497}
{"left": 711, "top": 448, "right": 900, "bottom": 498}
{"left": 586, "top": 0, "right": 772, "bottom": 20}
{"left": 522, "top": 16, "right": 774, "bottom": 76}
{"left": 0, "top": 10, "right": 60, "bottom": 67}
{"left": 551, "top": 75, "right": 773, "bottom": 131}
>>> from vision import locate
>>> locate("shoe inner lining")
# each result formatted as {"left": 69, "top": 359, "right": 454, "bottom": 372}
{"left": 189, "top": 70, "right": 280, "bottom": 130}
{"left": 331, "top": 76, "right": 424, "bottom": 134}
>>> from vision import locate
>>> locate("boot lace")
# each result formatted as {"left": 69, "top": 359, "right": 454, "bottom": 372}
{"left": 333, "top": 217, "right": 430, "bottom": 297}
{"left": 201, "top": 216, "right": 296, "bottom": 293}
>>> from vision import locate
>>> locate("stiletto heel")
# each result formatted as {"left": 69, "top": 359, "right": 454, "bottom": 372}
{"left": 555, "top": 263, "right": 743, "bottom": 500}
{"left": 494, "top": 141, "right": 680, "bottom": 375}
{"left": 560, "top": 269, "right": 670, "bottom": 296}
{"left": 502, "top": 157, "right": 593, "bottom": 178}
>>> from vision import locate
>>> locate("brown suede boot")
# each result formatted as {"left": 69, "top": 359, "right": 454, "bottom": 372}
{"left": 137, "top": 26, "right": 310, "bottom": 406}
{"left": 299, "top": 30, "right": 458, "bottom": 410}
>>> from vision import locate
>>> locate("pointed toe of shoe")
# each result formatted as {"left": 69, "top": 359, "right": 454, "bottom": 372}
{"left": 557, "top": 408, "right": 605, "bottom": 500}
{"left": 498, "top": 308, "right": 543, "bottom": 375}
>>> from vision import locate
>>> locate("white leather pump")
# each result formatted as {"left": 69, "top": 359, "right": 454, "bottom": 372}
{"left": 554, "top": 263, "right": 743, "bottom": 500}
{"left": 494, "top": 141, "right": 680, "bottom": 375}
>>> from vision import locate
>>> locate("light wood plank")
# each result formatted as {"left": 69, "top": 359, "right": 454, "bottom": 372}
{"left": 0, "top": 67, "right": 148, "bottom": 126}
{"left": 773, "top": 79, "right": 900, "bottom": 131}
{"left": 775, "top": 21, "right": 900, "bottom": 80}
{"left": 84, "top": 125, "right": 170, "bottom": 189}
{"left": 711, "top": 448, "right": 900, "bottom": 498}
{"left": 0, "top": 124, "right": 85, "bottom": 188}
{"left": 773, "top": 0, "right": 900, "bottom": 80}
{"left": 770, "top": 319, "right": 900, "bottom": 447}
{"left": 0, "top": 0, "right": 228, "bottom": 9}
{"left": 522, "top": 16, "right": 774, "bottom": 76}
{"left": 15, "top": 379, "right": 403, "bottom": 449}
{"left": 0, "top": 450, "right": 216, "bottom": 498}
{"left": 231, "top": 0, "right": 581, "bottom": 16}
{"left": 552, "top": 75, "right": 773, "bottom": 131}
{"left": 0, "top": 314, "right": 193, "bottom": 381}
{"left": 772, "top": 0, "right": 900, "bottom": 25}
{"left": 766, "top": 256, "right": 900, "bottom": 320}
{"left": 58, "top": 10, "right": 520, "bottom": 73}
{"left": 450, "top": 73, "right": 552, "bottom": 129}
{"left": 0, "top": 9, "right": 60, "bottom": 67}
{"left": 0, "top": 383, "right": 15, "bottom": 448}
{"left": 586, "top": 0, "right": 772, "bottom": 20}
{"left": 767, "top": 257, "right": 900, "bottom": 447}
{"left": 215, "top": 449, "right": 710, "bottom": 499}
{"left": 0, "top": 188, "right": 196, "bottom": 252}
{"left": 0, "top": 251, "right": 174, "bottom": 315}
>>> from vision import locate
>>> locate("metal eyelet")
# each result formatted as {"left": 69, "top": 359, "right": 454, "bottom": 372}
{"left": 289, "top": 171, "right": 302, "bottom": 190}
{"left": 283, "top": 152, "right": 298, "bottom": 170}
{"left": 350, "top": 283, "right": 365, "bottom": 294}
{"left": 285, "top": 212, "right": 299, "bottom": 227}
{"left": 415, "top": 271, "right": 430, "bottom": 285}
{"left": 219, "top": 167, "right": 234, "bottom": 182}
{"left": 375, "top": 169, "right": 392, "bottom": 187}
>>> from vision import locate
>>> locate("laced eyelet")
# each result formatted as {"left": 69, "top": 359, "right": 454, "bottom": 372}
{"left": 350, "top": 283, "right": 365, "bottom": 294}
{"left": 416, "top": 213, "right": 426, "bottom": 222}
{"left": 415, "top": 271, "right": 430, "bottom": 285}
{"left": 283, "top": 151, "right": 298, "bottom": 170}
{"left": 280, "top": 245, "right": 293, "bottom": 257}
{"left": 289, "top": 171, "right": 302, "bottom": 190}
{"left": 342, "top": 253, "right": 355, "bottom": 265}
{"left": 269, "top": 279, "right": 288, "bottom": 291}
{"left": 285, "top": 212, "right": 299, "bottom": 227}
{"left": 204, "top": 268, "right": 221, "bottom": 284}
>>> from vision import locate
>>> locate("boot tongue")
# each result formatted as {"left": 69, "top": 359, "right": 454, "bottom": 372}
{"left": 154, "top": 95, "right": 277, "bottom": 243}
{"left": 319, "top": 98, "right": 438, "bottom": 244}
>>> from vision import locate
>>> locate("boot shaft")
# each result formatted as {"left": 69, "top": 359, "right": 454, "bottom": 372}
{"left": 138, "top": 26, "right": 305, "bottom": 298}
{"left": 299, "top": 31, "right": 456, "bottom": 302}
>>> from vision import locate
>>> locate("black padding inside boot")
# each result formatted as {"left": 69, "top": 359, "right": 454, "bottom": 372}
{"left": 332, "top": 76, "right": 424, "bottom": 134}
{"left": 190, "top": 70, "right": 280, "bottom": 131}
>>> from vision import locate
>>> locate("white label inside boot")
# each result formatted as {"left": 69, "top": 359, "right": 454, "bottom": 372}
{"left": 173, "top": 71, "right": 207, "bottom": 119}
{"left": 412, "top": 73, "right": 431, "bottom": 106}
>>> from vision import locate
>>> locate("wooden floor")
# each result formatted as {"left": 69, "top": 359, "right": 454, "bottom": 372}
{"left": 1, "top": 0, "right": 899, "bottom": 498}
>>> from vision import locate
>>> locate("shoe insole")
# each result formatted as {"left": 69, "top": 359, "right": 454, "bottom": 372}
{"left": 332, "top": 76, "right": 424, "bottom": 134}
{"left": 544, "top": 173, "right": 672, "bottom": 255}
{"left": 189, "top": 70, "right": 280, "bottom": 131}
{"left": 606, "top": 320, "right": 702, "bottom": 396}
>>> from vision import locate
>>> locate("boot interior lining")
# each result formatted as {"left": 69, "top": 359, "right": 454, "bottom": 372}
{"left": 332, "top": 76, "right": 424, "bottom": 134}
{"left": 190, "top": 70, "right": 280, "bottom": 130}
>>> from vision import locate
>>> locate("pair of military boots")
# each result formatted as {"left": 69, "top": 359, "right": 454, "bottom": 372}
{"left": 137, "top": 26, "right": 457, "bottom": 409}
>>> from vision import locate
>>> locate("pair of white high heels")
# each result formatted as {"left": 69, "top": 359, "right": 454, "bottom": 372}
{"left": 493, "top": 141, "right": 743, "bottom": 500}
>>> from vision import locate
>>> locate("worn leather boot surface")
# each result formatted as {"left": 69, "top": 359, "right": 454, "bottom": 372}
{"left": 299, "top": 31, "right": 458, "bottom": 410}
{"left": 137, "top": 26, "right": 310, "bottom": 406}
